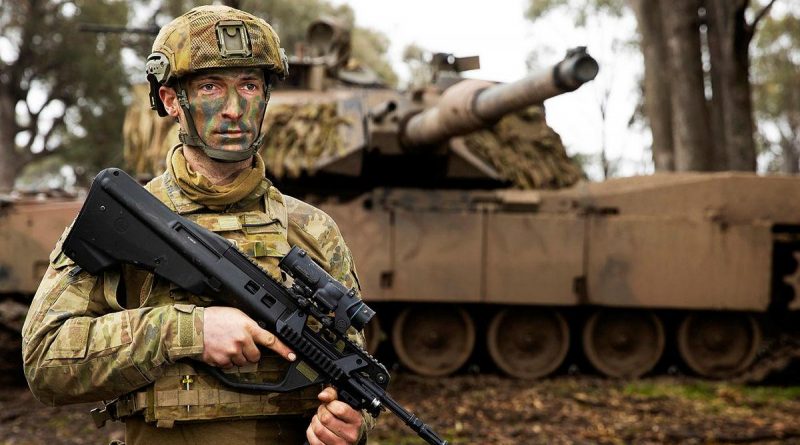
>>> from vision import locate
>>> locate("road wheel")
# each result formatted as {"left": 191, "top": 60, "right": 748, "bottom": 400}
{"left": 487, "top": 307, "right": 570, "bottom": 379}
{"left": 677, "top": 312, "right": 761, "bottom": 378}
{"left": 392, "top": 306, "right": 475, "bottom": 376}
{"left": 582, "top": 309, "right": 664, "bottom": 378}
{"left": 362, "top": 315, "right": 383, "bottom": 355}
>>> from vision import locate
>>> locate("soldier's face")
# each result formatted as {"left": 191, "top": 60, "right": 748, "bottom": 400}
{"left": 184, "top": 68, "right": 267, "bottom": 153}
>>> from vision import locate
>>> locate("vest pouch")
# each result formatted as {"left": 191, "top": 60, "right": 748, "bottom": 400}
{"left": 144, "top": 362, "right": 321, "bottom": 426}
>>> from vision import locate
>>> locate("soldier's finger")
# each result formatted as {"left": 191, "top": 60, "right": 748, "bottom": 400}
{"left": 306, "top": 421, "right": 324, "bottom": 445}
{"left": 317, "top": 387, "right": 337, "bottom": 403}
{"left": 252, "top": 327, "right": 296, "bottom": 362}
{"left": 231, "top": 352, "right": 248, "bottom": 367}
{"left": 324, "top": 400, "right": 362, "bottom": 425}
{"left": 310, "top": 414, "right": 347, "bottom": 445}
{"left": 241, "top": 338, "right": 261, "bottom": 363}
{"left": 217, "top": 358, "right": 234, "bottom": 369}
{"left": 316, "top": 404, "right": 359, "bottom": 443}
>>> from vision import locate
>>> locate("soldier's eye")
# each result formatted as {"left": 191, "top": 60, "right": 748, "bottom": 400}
{"left": 199, "top": 83, "right": 216, "bottom": 92}
{"left": 243, "top": 83, "right": 258, "bottom": 91}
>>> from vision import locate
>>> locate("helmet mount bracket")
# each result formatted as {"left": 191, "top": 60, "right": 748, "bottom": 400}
{"left": 216, "top": 20, "right": 252, "bottom": 58}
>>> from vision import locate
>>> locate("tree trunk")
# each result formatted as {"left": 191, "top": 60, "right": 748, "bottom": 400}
{"left": 703, "top": 1, "right": 728, "bottom": 170}
{"left": 628, "top": 0, "right": 675, "bottom": 171}
{"left": 663, "top": 0, "right": 713, "bottom": 171}
{"left": 0, "top": 87, "right": 20, "bottom": 192}
{"left": 780, "top": 132, "right": 799, "bottom": 174}
{"left": 706, "top": 0, "right": 757, "bottom": 171}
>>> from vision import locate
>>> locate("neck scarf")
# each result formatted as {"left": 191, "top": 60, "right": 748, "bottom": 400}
{"left": 168, "top": 146, "right": 269, "bottom": 211}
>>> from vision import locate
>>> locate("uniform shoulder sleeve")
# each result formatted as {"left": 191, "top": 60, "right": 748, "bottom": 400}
{"left": 284, "top": 195, "right": 360, "bottom": 291}
{"left": 21, "top": 187, "right": 204, "bottom": 406}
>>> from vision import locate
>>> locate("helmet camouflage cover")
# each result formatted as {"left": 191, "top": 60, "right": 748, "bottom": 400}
{"left": 145, "top": 5, "right": 289, "bottom": 161}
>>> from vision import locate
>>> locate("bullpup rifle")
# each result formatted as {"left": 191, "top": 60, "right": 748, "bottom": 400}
{"left": 62, "top": 168, "right": 447, "bottom": 445}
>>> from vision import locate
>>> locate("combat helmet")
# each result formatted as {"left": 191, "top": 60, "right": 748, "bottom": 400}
{"left": 145, "top": 5, "right": 289, "bottom": 162}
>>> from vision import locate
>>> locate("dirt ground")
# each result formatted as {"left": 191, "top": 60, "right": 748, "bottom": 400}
{"left": 3, "top": 372, "right": 800, "bottom": 445}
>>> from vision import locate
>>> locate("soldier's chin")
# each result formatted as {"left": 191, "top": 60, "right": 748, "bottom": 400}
{"left": 214, "top": 140, "right": 252, "bottom": 154}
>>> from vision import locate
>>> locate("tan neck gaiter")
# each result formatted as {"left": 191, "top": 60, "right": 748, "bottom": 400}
{"left": 168, "top": 146, "right": 269, "bottom": 211}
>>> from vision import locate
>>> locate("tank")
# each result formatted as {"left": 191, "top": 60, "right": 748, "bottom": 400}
{"left": 0, "top": 192, "right": 82, "bottom": 382}
{"left": 249, "top": 21, "right": 800, "bottom": 381}
{"left": 5, "top": 20, "right": 800, "bottom": 384}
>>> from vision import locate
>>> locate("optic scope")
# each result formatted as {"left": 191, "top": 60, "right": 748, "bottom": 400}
{"left": 280, "top": 246, "right": 375, "bottom": 333}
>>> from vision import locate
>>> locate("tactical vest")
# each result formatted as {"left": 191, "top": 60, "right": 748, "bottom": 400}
{"left": 114, "top": 171, "right": 321, "bottom": 427}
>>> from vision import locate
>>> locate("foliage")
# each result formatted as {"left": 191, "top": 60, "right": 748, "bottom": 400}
{"left": 401, "top": 43, "right": 433, "bottom": 88}
{"left": 351, "top": 27, "right": 397, "bottom": 87}
{"left": 751, "top": 8, "right": 800, "bottom": 171}
{"left": 525, "top": 0, "right": 626, "bottom": 27}
{"left": 0, "top": 0, "right": 130, "bottom": 189}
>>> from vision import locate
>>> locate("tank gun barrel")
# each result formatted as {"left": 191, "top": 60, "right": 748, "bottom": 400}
{"left": 401, "top": 47, "right": 599, "bottom": 148}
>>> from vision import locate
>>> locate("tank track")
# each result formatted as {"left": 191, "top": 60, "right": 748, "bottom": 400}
{"left": 734, "top": 334, "right": 800, "bottom": 383}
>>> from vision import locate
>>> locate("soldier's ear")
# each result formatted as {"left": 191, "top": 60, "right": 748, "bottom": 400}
{"left": 159, "top": 86, "right": 181, "bottom": 119}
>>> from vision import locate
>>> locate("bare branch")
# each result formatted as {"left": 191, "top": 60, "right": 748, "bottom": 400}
{"left": 22, "top": 128, "right": 37, "bottom": 155}
{"left": 40, "top": 114, "right": 66, "bottom": 150}
{"left": 747, "top": 0, "right": 777, "bottom": 37}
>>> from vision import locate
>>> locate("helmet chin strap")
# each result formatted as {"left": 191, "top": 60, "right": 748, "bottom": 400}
{"left": 175, "top": 79, "right": 269, "bottom": 163}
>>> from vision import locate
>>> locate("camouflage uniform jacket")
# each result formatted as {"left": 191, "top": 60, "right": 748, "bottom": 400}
{"left": 21, "top": 168, "right": 372, "bottom": 437}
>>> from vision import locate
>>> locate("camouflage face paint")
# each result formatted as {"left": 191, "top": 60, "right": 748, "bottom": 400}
{"left": 185, "top": 68, "right": 267, "bottom": 154}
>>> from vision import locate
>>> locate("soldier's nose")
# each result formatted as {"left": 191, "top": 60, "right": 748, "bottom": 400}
{"left": 221, "top": 90, "right": 244, "bottom": 120}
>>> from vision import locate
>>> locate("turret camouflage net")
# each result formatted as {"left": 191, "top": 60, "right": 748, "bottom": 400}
{"left": 462, "top": 106, "right": 584, "bottom": 189}
{"left": 260, "top": 103, "right": 352, "bottom": 178}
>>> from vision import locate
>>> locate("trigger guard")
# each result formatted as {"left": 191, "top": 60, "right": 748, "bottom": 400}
{"left": 191, "top": 359, "right": 326, "bottom": 393}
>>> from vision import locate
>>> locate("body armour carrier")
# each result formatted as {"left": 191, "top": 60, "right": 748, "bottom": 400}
{"left": 113, "top": 170, "right": 321, "bottom": 428}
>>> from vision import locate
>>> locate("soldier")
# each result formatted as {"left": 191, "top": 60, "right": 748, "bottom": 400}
{"left": 22, "top": 5, "right": 372, "bottom": 445}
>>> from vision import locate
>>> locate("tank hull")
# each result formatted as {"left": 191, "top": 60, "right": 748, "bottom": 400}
{"left": 307, "top": 173, "right": 800, "bottom": 379}
{"left": 318, "top": 173, "right": 798, "bottom": 311}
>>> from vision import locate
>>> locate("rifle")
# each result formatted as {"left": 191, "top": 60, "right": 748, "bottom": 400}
{"left": 62, "top": 168, "right": 448, "bottom": 445}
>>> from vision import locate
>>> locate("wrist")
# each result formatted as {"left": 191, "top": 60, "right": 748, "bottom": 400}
{"left": 166, "top": 304, "right": 204, "bottom": 361}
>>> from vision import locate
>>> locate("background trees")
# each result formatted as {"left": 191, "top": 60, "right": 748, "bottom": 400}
{"left": 527, "top": 0, "right": 789, "bottom": 173}
{"left": 0, "top": 0, "right": 129, "bottom": 191}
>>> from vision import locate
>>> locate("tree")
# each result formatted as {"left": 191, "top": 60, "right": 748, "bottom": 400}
{"left": 628, "top": 0, "right": 674, "bottom": 170}
{"left": 662, "top": 0, "right": 712, "bottom": 170}
{"left": 526, "top": 0, "right": 778, "bottom": 172}
{"left": 0, "top": 0, "right": 129, "bottom": 191}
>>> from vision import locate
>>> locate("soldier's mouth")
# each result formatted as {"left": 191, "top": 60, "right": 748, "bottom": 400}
{"left": 217, "top": 130, "right": 248, "bottom": 137}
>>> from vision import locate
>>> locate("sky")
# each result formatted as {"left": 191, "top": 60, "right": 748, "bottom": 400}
{"left": 330, "top": 0, "right": 650, "bottom": 180}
